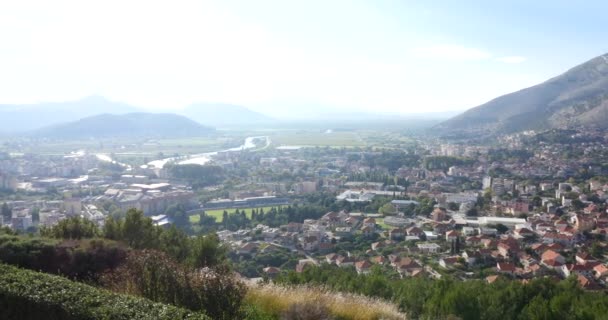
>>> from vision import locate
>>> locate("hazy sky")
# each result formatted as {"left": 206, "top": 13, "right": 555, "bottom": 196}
{"left": 1, "top": 0, "right": 608, "bottom": 116}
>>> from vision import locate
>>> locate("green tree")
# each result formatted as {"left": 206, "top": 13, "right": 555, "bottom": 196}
{"left": 40, "top": 216, "right": 99, "bottom": 239}
{"left": 123, "top": 209, "right": 160, "bottom": 249}
{"left": 188, "top": 233, "right": 226, "bottom": 268}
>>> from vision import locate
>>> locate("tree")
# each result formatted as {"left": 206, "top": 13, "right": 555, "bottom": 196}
{"left": 188, "top": 233, "right": 227, "bottom": 268}
{"left": 495, "top": 224, "right": 509, "bottom": 234}
{"left": 1, "top": 202, "right": 11, "bottom": 220}
{"left": 41, "top": 216, "right": 99, "bottom": 239}
{"left": 123, "top": 209, "right": 160, "bottom": 249}
{"left": 103, "top": 216, "right": 123, "bottom": 240}
{"left": 379, "top": 203, "right": 397, "bottom": 215}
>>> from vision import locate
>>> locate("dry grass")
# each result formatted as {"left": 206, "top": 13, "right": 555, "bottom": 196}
{"left": 245, "top": 283, "right": 406, "bottom": 320}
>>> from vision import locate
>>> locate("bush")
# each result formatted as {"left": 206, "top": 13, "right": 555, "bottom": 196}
{"left": 102, "top": 249, "right": 246, "bottom": 319}
{"left": 281, "top": 301, "right": 333, "bottom": 320}
{"left": 0, "top": 263, "right": 209, "bottom": 320}
{"left": 0, "top": 235, "right": 127, "bottom": 283}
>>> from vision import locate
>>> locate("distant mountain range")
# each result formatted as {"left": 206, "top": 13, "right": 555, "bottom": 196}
{"left": 0, "top": 96, "right": 140, "bottom": 132}
{"left": 437, "top": 53, "right": 608, "bottom": 135}
{"left": 32, "top": 113, "right": 214, "bottom": 139}
{"left": 182, "top": 103, "right": 273, "bottom": 126}
{"left": 0, "top": 97, "right": 274, "bottom": 131}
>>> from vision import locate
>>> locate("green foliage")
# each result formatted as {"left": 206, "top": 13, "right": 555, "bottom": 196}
{"left": 188, "top": 233, "right": 227, "bottom": 268}
{"left": 40, "top": 216, "right": 99, "bottom": 239}
{"left": 1, "top": 202, "right": 11, "bottom": 221}
{"left": 0, "top": 235, "right": 127, "bottom": 283}
{"left": 102, "top": 250, "right": 245, "bottom": 320}
{"left": 166, "top": 164, "right": 224, "bottom": 188}
{"left": 123, "top": 209, "right": 161, "bottom": 248}
{"left": 0, "top": 263, "right": 209, "bottom": 320}
{"left": 276, "top": 264, "right": 608, "bottom": 320}
{"left": 423, "top": 156, "right": 474, "bottom": 171}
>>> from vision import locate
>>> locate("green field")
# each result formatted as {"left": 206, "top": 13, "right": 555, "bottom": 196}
{"left": 189, "top": 206, "right": 286, "bottom": 223}
{"left": 375, "top": 218, "right": 391, "bottom": 230}
{"left": 271, "top": 131, "right": 364, "bottom": 147}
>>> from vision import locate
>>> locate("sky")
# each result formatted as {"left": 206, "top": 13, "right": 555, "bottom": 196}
{"left": 1, "top": 0, "right": 608, "bottom": 117}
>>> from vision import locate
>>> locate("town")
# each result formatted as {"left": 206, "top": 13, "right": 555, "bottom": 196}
{"left": 2, "top": 127, "right": 608, "bottom": 291}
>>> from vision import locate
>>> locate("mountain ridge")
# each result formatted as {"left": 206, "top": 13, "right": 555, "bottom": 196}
{"left": 32, "top": 113, "right": 214, "bottom": 139}
{"left": 181, "top": 103, "right": 273, "bottom": 126}
{"left": 0, "top": 96, "right": 141, "bottom": 132}
{"left": 437, "top": 53, "right": 608, "bottom": 135}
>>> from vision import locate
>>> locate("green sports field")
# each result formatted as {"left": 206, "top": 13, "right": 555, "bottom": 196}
{"left": 189, "top": 206, "right": 286, "bottom": 223}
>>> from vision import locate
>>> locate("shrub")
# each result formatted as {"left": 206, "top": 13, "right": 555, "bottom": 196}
{"left": 246, "top": 283, "right": 405, "bottom": 320}
{"left": 0, "top": 263, "right": 209, "bottom": 320}
{"left": 102, "top": 249, "right": 246, "bottom": 319}
{"left": 281, "top": 301, "right": 333, "bottom": 320}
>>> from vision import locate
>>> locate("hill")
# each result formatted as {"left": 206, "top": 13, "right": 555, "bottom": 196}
{"left": 32, "top": 113, "right": 214, "bottom": 139}
{"left": 437, "top": 53, "right": 608, "bottom": 135}
{"left": 182, "top": 103, "right": 273, "bottom": 126}
{"left": 0, "top": 96, "right": 140, "bottom": 132}
{"left": 0, "top": 263, "right": 209, "bottom": 320}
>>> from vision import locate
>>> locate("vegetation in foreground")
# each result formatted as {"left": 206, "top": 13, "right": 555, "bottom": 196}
{"left": 246, "top": 283, "right": 406, "bottom": 320}
{"left": 277, "top": 264, "right": 608, "bottom": 320}
{"left": 0, "top": 263, "right": 209, "bottom": 320}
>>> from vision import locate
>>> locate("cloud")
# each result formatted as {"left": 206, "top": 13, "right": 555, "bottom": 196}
{"left": 412, "top": 45, "right": 491, "bottom": 60}
{"left": 495, "top": 56, "right": 527, "bottom": 64}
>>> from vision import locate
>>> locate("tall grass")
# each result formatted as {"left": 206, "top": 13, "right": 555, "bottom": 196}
{"left": 245, "top": 283, "right": 406, "bottom": 320}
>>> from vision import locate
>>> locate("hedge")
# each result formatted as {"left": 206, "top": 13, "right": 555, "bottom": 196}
{"left": 0, "top": 264, "right": 210, "bottom": 320}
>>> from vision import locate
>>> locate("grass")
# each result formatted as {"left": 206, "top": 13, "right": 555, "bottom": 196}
{"left": 271, "top": 131, "right": 364, "bottom": 147}
{"left": 375, "top": 218, "right": 391, "bottom": 230}
{"left": 189, "top": 206, "right": 286, "bottom": 223}
{"left": 245, "top": 283, "right": 406, "bottom": 320}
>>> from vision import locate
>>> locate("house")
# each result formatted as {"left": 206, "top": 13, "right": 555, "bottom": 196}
{"left": 371, "top": 256, "right": 387, "bottom": 264}
{"left": 573, "top": 214, "right": 595, "bottom": 232}
{"left": 371, "top": 241, "right": 387, "bottom": 251}
{"left": 593, "top": 264, "right": 608, "bottom": 279}
{"left": 576, "top": 252, "right": 596, "bottom": 265}
{"left": 361, "top": 225, "right": 375, "bottom": 237}
{"left": 440, "top": 256, "right": 460, "bottom": 269}
{"left": 486, "top": 275, "right": 501, "bottom": 284}
{"left": 496, "top": 262, "right": 516, "bottom": 274}
{"left": 417, "top": 242, "right": 441, "bottom": 254}
{"left": 393, "top": 257, "right": 422, "bottom": 276}
{"left": 514, "top": 227, "right": 534, "bottom": 238}
{"left": 446, "top": 230, "right": 459, "bottom": 242}
{"left": 263, "top": 267, "right": 281, "bottom": 279}
{"left": 462, "top": 250, "right": 481, "bottom": 265}
{"left": 406, "top": 226, "right": 425, "bottom": 237}
{"left": 497, "top": 238, "right": 520, "bottom": 257}
{"left": 388, "top": 228, "right": 405, "bottom": 240}
{"left": 318, "top": 242, "right": 334, "bottom": 253}
{"left": 577, "top": 274, "right": 602, "bottom": 290}
{"left": 561, "top": 264, "right": 594, "bottom": 278}
{"left": 355, "top": 260, "right": 373, "bottom": 274}
{"left": 462, "top": 226, "right": 477, "bottom": 236}
{"left": 363, "top": 217, "right": 376, "bottom": 228}
{"left": 295, "top": 259, "right": 315, "bottom": 273}
{"left": 432, "top": 208, "right": 447, "bottom": 221}
{"left": 325, "top": 253, "right": 339, "bottom": 264}
{"left": 301, "top": 236, "right": 319, "bottom": 251}
{"left": 336, "top": 256, "right": 356, "bottom": 268}
{"left": 541, "top": 250, "right": 565, "bottom": 265}
{"left": 238, "top": 242, "right": 258, "bottom": 255}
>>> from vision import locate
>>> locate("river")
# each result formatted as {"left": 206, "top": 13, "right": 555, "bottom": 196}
{"left": 144, "top": 136, "right": 269, "bottom": 169}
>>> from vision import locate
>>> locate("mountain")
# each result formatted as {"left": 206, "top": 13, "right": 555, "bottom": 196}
{"left": 181, "top": 103, "right": 273, "bottom": 126}
{"left": 437, "top": 53, "right": 608, "bottom": 135}
{"left": 0, "top": 96, "right": 141, "bottom": 132}
{"left": 32, "top": 113, "right": 214, "bottom": 139}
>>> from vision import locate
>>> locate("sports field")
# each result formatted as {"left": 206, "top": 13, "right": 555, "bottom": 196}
{"left": 189, "top": 205, "right": 286, "bottom": 223}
